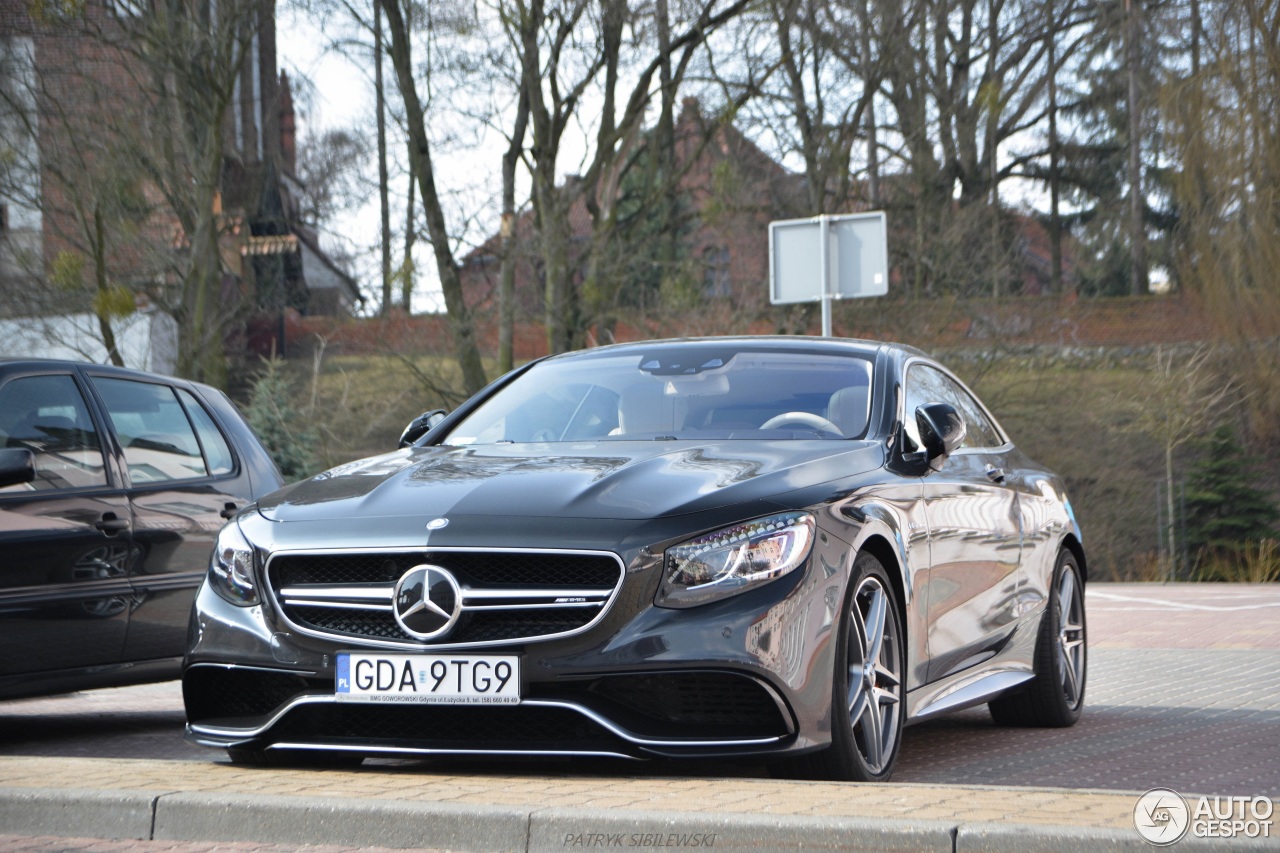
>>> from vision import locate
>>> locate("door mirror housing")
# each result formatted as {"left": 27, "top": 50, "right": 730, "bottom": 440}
{"left": 0, "top": 448, "right": 36, "bottom": 489}
{"left": 915, "top": 402, "right": 966, "bottom": 472}
{"left": 399, "top": 409, "right": 448, "bottom": 448}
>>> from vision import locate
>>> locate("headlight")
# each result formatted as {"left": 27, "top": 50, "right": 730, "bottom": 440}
{"left": 657, "top": 512, "right": 815, "bottom": 609}
{"left": 208, "top": 520, "right": 259, "bottom": 606}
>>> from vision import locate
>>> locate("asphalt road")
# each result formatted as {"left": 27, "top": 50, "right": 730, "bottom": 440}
{"left": 3, "top": 583, "right": 1279, "bottom": 797}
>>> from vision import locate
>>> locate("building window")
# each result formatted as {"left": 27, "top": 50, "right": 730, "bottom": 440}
{"left": 703, "top": 246, "right": 730, "bottom": 297}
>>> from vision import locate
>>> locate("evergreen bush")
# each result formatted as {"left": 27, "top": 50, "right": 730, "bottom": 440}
{"left": 1185, "top": 424, "right": 1278, "bottom": 579}
{"left": 245, "top": 358, "right": 317, "bottom": 481}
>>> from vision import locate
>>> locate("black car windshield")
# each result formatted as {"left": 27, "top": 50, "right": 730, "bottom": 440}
{"left": 443, "top": 347, "right": 874, "bottom": 444}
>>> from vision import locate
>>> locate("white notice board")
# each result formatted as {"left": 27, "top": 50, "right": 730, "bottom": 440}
{"left": 769, "top": 212, "right": 888, "bottom": 305}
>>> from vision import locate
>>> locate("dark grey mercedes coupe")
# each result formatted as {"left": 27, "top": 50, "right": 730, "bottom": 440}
{"left": 183, "top": 337, "right": 1086, "bottom": 781}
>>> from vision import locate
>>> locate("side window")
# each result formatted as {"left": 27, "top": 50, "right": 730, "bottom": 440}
{"left": 176, "top": 389, "right": 235, "bottom": 476}
{"left": 0, "top": 375, "right": 108, "bottom": 492}
{"left": 92, "top": 377, "right": 209, "bottom": 483}
{"left": 945, "top": 382, "right": 1003, "bottom": 449}
{"left": 903, "top": 364, "right": 1003, "bottom": 450}
{"left": 903, "top": 365, "right": 952, "bottom": 449}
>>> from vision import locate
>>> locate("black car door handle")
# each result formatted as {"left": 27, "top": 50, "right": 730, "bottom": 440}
{"left": 220, "top": 502, "right": 239, "bottom": 520}
{"left": 984, "top": 465, "right": 1006, "bottom": 484}
{"left": 95, "top": 512, "right": 130, "bottom": 534}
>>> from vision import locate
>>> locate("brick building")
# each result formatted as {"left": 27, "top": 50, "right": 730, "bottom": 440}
{"left": 0, "top": 0, "right": 358, "bottom": 341}
{"left": 458, "top": 98, "right": 807, "bottom": 321}
{"left": 457, "top": 98, "right": 1072, "bottom": 322}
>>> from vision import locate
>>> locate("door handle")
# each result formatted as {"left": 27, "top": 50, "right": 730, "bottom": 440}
{"left": 94, "top": 512, "right": 130, "bottom": 534}
{"left": 984, "top": 465, "right": 1006, "bottom": 484}
{"left": 219, "top": 502, "right": 239, "bottom": 520}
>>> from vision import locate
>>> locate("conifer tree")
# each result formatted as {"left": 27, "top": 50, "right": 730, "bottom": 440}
{"left": 1184, "top": 424, "right": 1277, "bottom": 560}
{"left": 246, "top": 359, "right": 316, "bottom": 482}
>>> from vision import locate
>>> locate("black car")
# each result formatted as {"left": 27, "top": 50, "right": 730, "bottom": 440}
{"left": 0, "top": 359, "right": 284, "bottom": 700}
{"left": 183, "top": 337, "right": 1086, "bottom": 781}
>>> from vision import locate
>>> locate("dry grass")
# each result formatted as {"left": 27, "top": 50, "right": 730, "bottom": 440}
{"left": 277, "top": 348, "right": 489, "bottom": 470}
{"left": 267, "top": 350, "right": 1274, "bottom": 581}
{"left": 962, "top": 361, "right": 1169, "bottom": 580}
{"left": 1193, "top": 540, "right": 1280, "bottom": 584}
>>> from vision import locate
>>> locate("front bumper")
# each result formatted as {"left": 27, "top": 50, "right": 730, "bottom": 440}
{"left": 183, "top": 518, "right": 855, "bottom": 762}
{"left": 184, "top": 664, "right": 795, "bottom": 760}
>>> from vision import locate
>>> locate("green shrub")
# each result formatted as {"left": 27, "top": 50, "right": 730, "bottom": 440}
{"left": 245, "top": 358, "right": 317, "bottom": 481}
{"left": 1185, "top": 424, "right": 1277, "bottom": 562}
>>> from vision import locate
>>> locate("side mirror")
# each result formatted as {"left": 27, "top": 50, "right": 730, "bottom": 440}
{"left": 0, "top": 448, "right": 36, "bottom": 489}
{"left": 399, "top": 409, "right": 448, "bottom": 448}
{"left": 915, "top": 402, "right": 966, "bottom": 472}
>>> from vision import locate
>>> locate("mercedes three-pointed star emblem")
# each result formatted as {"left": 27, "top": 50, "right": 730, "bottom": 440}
{"left": 393, "top": 565, "right": 461, "bottom": 640}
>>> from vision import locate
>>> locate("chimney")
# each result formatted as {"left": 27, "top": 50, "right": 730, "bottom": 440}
{"left": 279, "top": 71, "right": 297, "bottom": 176}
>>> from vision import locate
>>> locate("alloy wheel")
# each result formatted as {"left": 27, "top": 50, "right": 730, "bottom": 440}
{"left": 845, "top": 574, "right": 902, "bottom": 774}
{"left": 1056, "top": 564, "right": 1086, "bottom": 709}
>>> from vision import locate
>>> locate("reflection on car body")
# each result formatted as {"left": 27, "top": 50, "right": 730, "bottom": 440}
{"left": 184, "top": 337, "right": 1086, "bottom": 781}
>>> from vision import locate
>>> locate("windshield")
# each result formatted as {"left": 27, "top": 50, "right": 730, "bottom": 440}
{"left": 444, "top": 347, "right": 874, "bottom": 445}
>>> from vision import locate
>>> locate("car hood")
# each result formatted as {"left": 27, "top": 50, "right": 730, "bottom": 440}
{"left": 257, "top": 440, "right": 884, "bottom": 523}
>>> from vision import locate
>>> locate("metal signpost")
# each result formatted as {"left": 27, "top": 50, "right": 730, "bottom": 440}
{"left": 768, "top": 212, "right": 889, "bottom": 337}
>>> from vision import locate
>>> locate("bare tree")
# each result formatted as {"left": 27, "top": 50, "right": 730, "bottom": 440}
{"left": 0, "top": 27, "right": 142, "bottom": 366}
{"left": 1121, "top": 346, "right": 1239, "bottom": 579}
{"left": 108, "top": 0, "right": 263, "bottom": 387}
{"left": 294, "top": 127, "right": 371, "bottom": 227}
{"left": 1164, "top": 0, "right": 1280, "bottom": 440}
{"left": 500, "top": 0, "right": 751, "bottom": 354}
{"left": 376, "top": 0, "right": 488, "bottom": 393}
{"left": 374, "top": 0, "right": 393, "bottom": 316}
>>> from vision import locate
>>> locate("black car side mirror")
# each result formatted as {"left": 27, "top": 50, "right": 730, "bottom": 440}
{"left": 0, "top": 448, "right": 36, "bottom": 489}
{"left": 916, "top": 402, "right": 966, "bottom": 472}
{"left": 399, "top": 409, "right": 448, "bottom": 448}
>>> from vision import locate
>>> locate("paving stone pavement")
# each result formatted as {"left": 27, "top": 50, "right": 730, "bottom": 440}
{"left": 0, "top": 582, "right": 1276, "bottom": 851}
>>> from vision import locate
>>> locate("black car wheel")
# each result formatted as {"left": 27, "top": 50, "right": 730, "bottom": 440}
{"left": 989, "top": 549, "right": 1086, "bottom": 727}
{"left": 780, "top": 551, "right": 904, "bottom": 782}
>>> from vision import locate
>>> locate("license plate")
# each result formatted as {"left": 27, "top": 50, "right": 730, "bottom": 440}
{"left": 335, "top": 653, "right": 520, "bottom": 704}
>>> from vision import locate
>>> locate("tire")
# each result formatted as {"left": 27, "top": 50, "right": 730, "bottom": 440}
{"left": 989, "top": 549, "right": 1086, "bottom": 727}
{"left": 775, "top": 551, "right": 905, "bottom": 782}
{"left": 227, "top": 747, "right": 364, "bottom": 768}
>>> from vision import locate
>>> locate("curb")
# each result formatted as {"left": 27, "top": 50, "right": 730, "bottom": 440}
{"left": 3, "top": 786, "right": 1277, "bottom": 851}
{"left": 153, "top": 792, "right": 529, "bottom": 849}
{"left": 0, "top": 787, "right": 157, "bottom": 840}
{"left": 530, "top": 808, "right": 956, "bottom": 851}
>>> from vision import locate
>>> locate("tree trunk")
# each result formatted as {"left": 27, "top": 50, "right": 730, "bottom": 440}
{"left": 860, "top": 0, "right": 880, "bottom": 206}
{"left": 1047, "top": 0, "right": 1063, "bottom": 294}
{"left": 375, "top": 1, "right": 392, "bottom": 316}
{"left": 1125, "top": 0, "right": 1148, "bottom": 295}
{"left": 378, "top": 0, "right": 487, "bottom": 394}
{"left": 402, "top": 156, "right": 416, "bottom": 311}
{"left": 92, "top": 204, "right": 124, "bottom": 367}
{"left": 499, "top": 90, "right": 529, "bottom": 373}
{"left": 538, "top": 183, "right": 574, "bottom": 355}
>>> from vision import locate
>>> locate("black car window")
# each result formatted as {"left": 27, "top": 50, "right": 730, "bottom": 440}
{"left": 176, "top": 388, "right": 235, "bottom": 476}
{"left": 0, "top": 374, "right": 108, "bottom": 492}
{"left": 904, "top": 364, "right": 1003, "bottom": 450}
{"left": 92, "top": 377, "right": 210, "bottom": 483}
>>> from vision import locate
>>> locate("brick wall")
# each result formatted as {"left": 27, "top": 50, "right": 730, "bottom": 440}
{"left": 276, "top": 293, "right": 1214, "bottom": 363}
